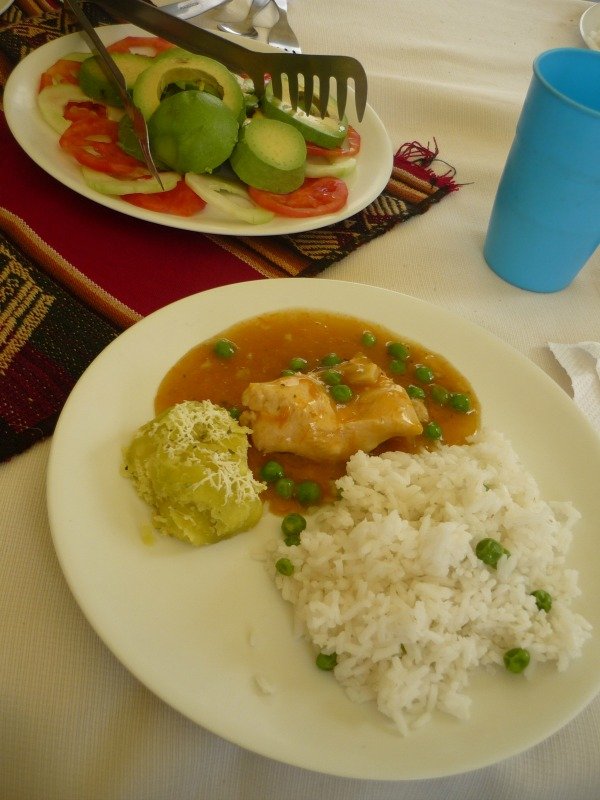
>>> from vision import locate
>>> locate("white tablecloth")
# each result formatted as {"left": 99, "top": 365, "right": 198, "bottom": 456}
{"left": 2, "top": 1, "right": 599, "bottom": 797}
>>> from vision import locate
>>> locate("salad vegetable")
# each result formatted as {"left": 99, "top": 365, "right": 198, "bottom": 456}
{"left": 229, "top": 116, "right": 307, "bottom": 194}
{"left": 78, "top": 52, "right": 151, "bottom": 106}
{"left": 261, "top": 76, "right": 348, "bottom": 148}
{"left": 148, "top": 90, "right": 239, "bottom": 173}
{"left": 36, "top": 35, "right": 362, "bottom": 223}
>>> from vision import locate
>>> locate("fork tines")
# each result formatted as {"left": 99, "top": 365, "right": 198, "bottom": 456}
{"left": 252, "top": 53, "right": 368, "bottom": 122}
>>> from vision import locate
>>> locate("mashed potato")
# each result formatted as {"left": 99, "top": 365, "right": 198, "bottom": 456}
{"left": 123, "top": 400, "right": 265, "bottom": 546}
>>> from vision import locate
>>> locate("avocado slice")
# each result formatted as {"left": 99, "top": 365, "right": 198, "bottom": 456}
{"left": 79, "top": 52, "right": 152, "bottom": 108}
{"left": 261, "top": 78, "right": 349, "bottom": 149}
{"left": 132, "top": 50, "right": 245, "bottom": 123}
{"left": 229, "top": 117, "right": 306, "bottom": 194}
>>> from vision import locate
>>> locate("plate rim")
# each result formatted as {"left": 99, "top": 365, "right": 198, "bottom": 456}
{"left": 3, "top": 23, "right": 393, "bottom": 237}
{"left": 580, "top": 4, "right": 600, "bottom": 51}
{"left": 46, "top": 279, "right": 600, "bottom": 781}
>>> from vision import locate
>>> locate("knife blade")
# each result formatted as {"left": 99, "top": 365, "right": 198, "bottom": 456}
{"left": 63, "top": 0, "right": 163, "bottom": 186}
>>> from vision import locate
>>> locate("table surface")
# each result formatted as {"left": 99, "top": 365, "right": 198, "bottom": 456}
{"left": 1, "top": 1, "right": 599, "bottom": 798}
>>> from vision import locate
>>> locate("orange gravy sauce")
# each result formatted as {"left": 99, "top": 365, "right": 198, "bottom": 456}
{"left": 155, "top": 310, "right": 480, "bottom": 514}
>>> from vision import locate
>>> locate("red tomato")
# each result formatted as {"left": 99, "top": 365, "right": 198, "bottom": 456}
{"left": 63, "top": 100, "right": 108, "bottom": 122}
{"left": 305, "top": 126, "right": 361, "bottom": 159}
{"left": 39, "top": 58, "right": 82, "bottom": 91}
{"left": 123, "top": 180, "right": 207, "bottom": 217}
{"left": 106, "top": 36, "right": 176, "bottom": 56}
{"left": 248, "top": 177, "right": 348, "bottom": 218}
{"left": 59, "top": 115, "right": 148, "bottom": 178}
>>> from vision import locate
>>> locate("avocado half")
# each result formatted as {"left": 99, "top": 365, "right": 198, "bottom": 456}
{"left": 132, "top": 50, "right": 245, "bottom": 122}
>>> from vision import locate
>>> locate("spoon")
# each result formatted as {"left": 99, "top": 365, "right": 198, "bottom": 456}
{"left": 218, "top": 0, "right": 271, "bottom": 38}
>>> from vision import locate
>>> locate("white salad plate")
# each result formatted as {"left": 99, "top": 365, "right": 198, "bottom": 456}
{"left": 0, "top": 0, "right": 15, "bottom": 14}
{"left": 46, "top": 279, "right": 600, "bottom": 780}
{"left": 3, "top": 23, "right": 393, "bottom": 236}
{"left": 580, "top": 4, "right": 600, "bottom": 50}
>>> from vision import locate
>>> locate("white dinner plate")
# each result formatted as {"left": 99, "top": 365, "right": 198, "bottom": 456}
{"left": 46, "top": 280, "right": 600, "bottom": 781}
{"left": 580, "top": 4, "right": 600, "bottom": 50}
{"left": 0, "top": 0, "right": 14, "bottom": 14}
{"left": 3, "top": 24, "right": 392, "bottom": 236}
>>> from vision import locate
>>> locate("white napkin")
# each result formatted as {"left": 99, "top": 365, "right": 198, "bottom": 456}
{"left": 549, "top": 342, "right": 600, "bottom": 435}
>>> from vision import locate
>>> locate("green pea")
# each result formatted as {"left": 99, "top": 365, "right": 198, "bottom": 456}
{"left": 407, "top": 384, "right": 426, "bottom": 399}
{"left": 503, "top": 647, "right": 530, "bottom": 673}
{"left": 260, "top": 460, "right": 285, "bottom": 483}
{"left": 321, "top": 352, "right": 343, "bottom": 367}
{"left": 281, "top": 368, "right": 296, "bottom": 377}
{"left": 316, "top": 652, "right": 338, "bottom": 671}
{"left": 228, "top": 407, "right": 241, "bottom": 420}
{"left": 213, "top": 338, "right": 236, "bottom": 359}
{"left": 449, "top": 392, "right": 471, "bottom": 413}
{"left": 322, "top": 369, "right": 343, "bottom": 386}
{"left": 275, "top": 477, "right": 295, "bottom": 500}
{"left": 281, "top": 513, "right": 306, "bottom": 535}
{"left": 430, "top": 384, "right": 449, "bottom": 405}
{"left": 386, "top": 341, "right": 410, "bottom": 360}
{"left": 281, "top": 512, "right": 306, "bottom": 538}
{"left": 424, "top": 421, "right": 443, "bottom": 440}
{"left": 329, "top": 384, "right": 354, "bottom": 403}
{"left": 289, "top": 356, "right": 308, "bottom": 372}
{"left": 296, "top": 480, "right": 322, "bottom": 506}
{"left": 361, "top": 331, "right": 377, "bottom": 347}
{"left": 275, "top": 558, "right": 294, "bottom": 576}
{"left": 531, "top": 589, "right": 552, "bottom": 613}
{"left": 389, "top": 359, "right": 407, "bottom": 374}
{"left": 414, "top": 364, "right": 435, "bottom": 383}
{"left": 475, "top": 537, "right": 510, "bottom": 568}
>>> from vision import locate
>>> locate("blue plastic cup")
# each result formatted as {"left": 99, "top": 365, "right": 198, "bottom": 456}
{"left": 484, "top": 48, "right": 600, "bottom": 292}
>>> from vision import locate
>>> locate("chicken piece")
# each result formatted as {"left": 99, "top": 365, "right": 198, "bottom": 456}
{"left": 240, "top": 355, "right": 424, "bottom": 461}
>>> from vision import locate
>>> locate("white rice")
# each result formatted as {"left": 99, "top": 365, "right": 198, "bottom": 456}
{"left": 270, "top": 429, "right": 592, "bottom": 735}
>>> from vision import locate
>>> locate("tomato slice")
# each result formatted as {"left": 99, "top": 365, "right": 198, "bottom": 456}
{"left": 63, "top": 100, "right": 108, "bottom": 122}
{"left": 305, "top": 126, "right": 361, "bottom": 160}
{"left": 248, "top": 177, "right": 348, "bottom": 218}
{"left": 123, "top": 180, "right": 207, "bottom": 217}
{"left": 59, "top": 115, "right": 148, "bottom": 178}
{"left": 106, "top": 36, "right": 176, "bottom": 56}
{"left": 39, "top": 58, "right": 82, "bottom": 91}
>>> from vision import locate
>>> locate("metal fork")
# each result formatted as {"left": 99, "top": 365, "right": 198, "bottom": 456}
{"left": 267, "top": 0, "right": 300, "bottom": 53}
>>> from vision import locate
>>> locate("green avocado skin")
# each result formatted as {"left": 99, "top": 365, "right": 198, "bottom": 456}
{"left": 148, "top": 90, "right": 239, "bottom": 174}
